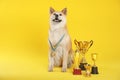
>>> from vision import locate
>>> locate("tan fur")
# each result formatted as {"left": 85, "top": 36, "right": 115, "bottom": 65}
{"left": 48, "top": 7, "right": 73, "bottom": 72}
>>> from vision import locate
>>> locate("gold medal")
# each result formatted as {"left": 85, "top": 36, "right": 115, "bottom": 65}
{"left": 51, "top": 52, "right": 56, "bottom": 57}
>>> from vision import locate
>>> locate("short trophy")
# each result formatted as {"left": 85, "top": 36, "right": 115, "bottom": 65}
{"left": 91, "top": 53, "right": 99, "bottom": 74}
{"left": 74, "top": 39, "right": 93, "bottom": 70}
{"left": 84, "top": 64, "right": 92, "bottom": 77}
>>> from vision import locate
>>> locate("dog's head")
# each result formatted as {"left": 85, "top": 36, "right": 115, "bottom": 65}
{"left": 49, "top": 7, "right": 67, "bottom": 27}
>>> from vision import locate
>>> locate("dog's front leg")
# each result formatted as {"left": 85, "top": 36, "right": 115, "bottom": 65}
{"left": 62, "top": 50, "right": 68, "bottom": 72}
{"left": 48, "top": 51, "right": 54, "bottom": 72}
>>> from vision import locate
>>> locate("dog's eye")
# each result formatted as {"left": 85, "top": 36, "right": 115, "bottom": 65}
{"left": 53, "top": 13, "right": 56, "bottom": 15}
{"left": 59, "top": 14, "right": 62, "bottom": 16}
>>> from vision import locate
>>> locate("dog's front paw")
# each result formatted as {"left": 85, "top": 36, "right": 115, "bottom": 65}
{"left": 62, "top": 67, "right": 67, "bottom": 72}
{"left": 48, "top": 67, "right": 53, "bottom": 72}
{"left": 48, "top": 69, "right": 53, "bottom": 72}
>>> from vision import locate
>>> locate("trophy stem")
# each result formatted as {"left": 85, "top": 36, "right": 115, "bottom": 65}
{"left": 93, "top": 60, "right": 96, "bottom": 67}
{"left": 79, "top": 53, "right": 87, "bottom": 70}
{"left": 81, "top": 54, "right": 87, "bottom": 63}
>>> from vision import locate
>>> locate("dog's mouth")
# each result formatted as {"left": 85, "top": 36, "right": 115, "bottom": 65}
{"left": 52, "top": 19, "right": 62, "bottom": 22}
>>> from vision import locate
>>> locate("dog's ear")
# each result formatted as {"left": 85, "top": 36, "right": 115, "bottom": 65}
{"left": 50, "top": 7, "right": 55, "bottom": 14}
{"left": 61, "top": 8, "right": 67, "bottom": 15}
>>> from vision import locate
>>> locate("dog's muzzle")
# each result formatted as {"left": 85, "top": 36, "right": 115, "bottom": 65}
{"left": 53, "top": 16, "right": 62, "bottom": 22}
{"left": 53, "top": 19, "right": 62, "bottom": 22}
{"left": 52, "top": 14, "right": 62, "bottom": 22}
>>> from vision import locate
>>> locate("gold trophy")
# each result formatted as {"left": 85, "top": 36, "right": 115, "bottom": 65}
{"left": 73, "top": 50, "right": 81, "bottom": 75}
{"left": 74, "top": 39, "right": 93, "bottom": 70}
{"left": 91, "top": 53, "right": 99, "bottom": 74}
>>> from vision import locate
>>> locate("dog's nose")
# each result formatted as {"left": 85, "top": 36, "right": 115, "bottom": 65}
{"left": 55, "top": 15, "right": 59, "bottom": 20}
{"left": 55, "top": 14, "right": 58, "bottom": 17}
{"left": 54, "top": 14, "right": 58, "bottom": 18}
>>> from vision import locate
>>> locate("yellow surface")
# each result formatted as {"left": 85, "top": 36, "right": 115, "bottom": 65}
{"left": 0, "top": 0, "right": 120, "bottom": 80}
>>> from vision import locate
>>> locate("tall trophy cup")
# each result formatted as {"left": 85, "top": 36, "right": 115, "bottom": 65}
{"left": 73, "top": 50, "right": 81, "bottom": 75}
{"left": 74, "top": 39, "right": 93, "bottom": 70}
{"left": 91, "top": 53, "right": 99, "bottom": 74}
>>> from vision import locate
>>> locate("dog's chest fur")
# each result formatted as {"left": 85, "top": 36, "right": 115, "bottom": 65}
{"left": 49, "top": 26, "right": 69, "bottom": 66}
{"left": 49, "top": 28, "right": 67, "bottom": 46}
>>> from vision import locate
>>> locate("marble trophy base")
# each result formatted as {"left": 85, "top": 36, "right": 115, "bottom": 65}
{"left": 91, "top": 66, "right": 99, "bottom": 74}
{"left": 73, "top": 68, "right": 81, "bottom": 75}
{"left": 79, "top": 63, "right": 87, "bottom": 70}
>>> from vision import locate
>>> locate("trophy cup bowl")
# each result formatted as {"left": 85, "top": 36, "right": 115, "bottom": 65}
{"left": 74, "top": 39, "right": 93, "bottom": 70}
{"left": 91, "top": 53, "right": 99, "bottom": 74}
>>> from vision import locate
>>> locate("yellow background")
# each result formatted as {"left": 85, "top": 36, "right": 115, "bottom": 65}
{"left": 0, "top": 0, "right": 120, "bottom": 80}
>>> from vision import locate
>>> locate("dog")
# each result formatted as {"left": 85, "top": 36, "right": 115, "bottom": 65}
{"left": 48, "top": 7, "right": 73, "bottom": 72}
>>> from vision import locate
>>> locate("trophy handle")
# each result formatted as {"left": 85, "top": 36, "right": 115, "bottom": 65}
{"left": 74, "top": 39, "right": 79, "bottom": 45}
{"left": 74, "top": 39, "right": 80, "bottom": 48}
{"left": 88, "top": 40, "right": 93, "bottom": 49}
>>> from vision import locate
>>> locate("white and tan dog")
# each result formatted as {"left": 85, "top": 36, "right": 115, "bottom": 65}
{"left": 48, "top": 7, "right": 73, "bottom": 72}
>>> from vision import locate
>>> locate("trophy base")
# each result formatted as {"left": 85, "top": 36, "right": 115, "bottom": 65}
{"left": 91, "top": 66, "right": 99, "bottom": 74}
{"left": 73, "top": 68, "right": 81, "bottom": 75}
{"left": 79, "top": 63, "right": 87, "bottom": 70}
